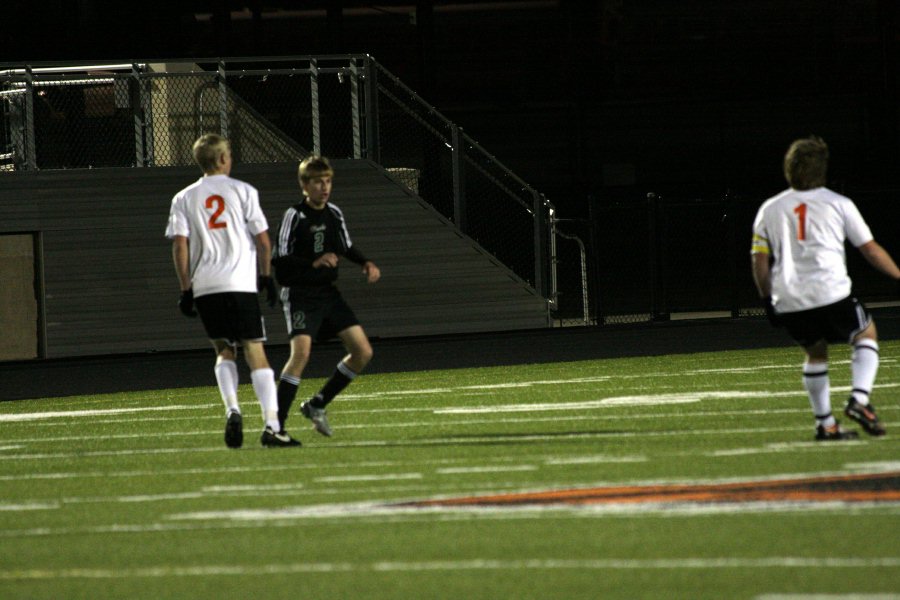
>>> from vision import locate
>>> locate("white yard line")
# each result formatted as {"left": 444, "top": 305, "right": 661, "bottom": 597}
{"left": 0, "top": 404, "right": 205, "bottom": 422}
{"left": 314, "top": 473, "right": 423, "bottom": 483}
{"left": 436, "top": 466, "right": 537, "bottom": 474}
{"left": 3, "top": 556, "right": 900, "bottom": 580}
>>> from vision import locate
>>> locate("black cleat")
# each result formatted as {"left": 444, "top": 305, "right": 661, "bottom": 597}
{"left": 260, "top": 426, "right": 301, "bottom": 447}
{"left": 224, "top": 411, "right": 243, "bottom": 448}
{"left": 815, "top": 422, "right": 859, "bottom": 441}
{"left": 844, "top": 397, "right": 886, "bottom": 436}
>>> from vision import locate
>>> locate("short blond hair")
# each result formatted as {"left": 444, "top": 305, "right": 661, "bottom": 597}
{"left": 783, "top": 136, "right": 829, "bottom": 190}
{"left": 193, "top": 134, "right": 229, "bottom": 173}
{"left": 298, "top": 155, "right": 334, "bottom": 184}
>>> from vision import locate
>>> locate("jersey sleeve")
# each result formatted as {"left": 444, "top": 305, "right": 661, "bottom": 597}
{"left": 165, "top": 194, "right": 190, "bottom": 238}
{"left": 844, "top": 200, "right": 874, "bottom": 248}
{"left": 750, "top": 207, "right": 770, "bottom": 255}
{"left": 243, "top": 186, "right": 268, "bottom": 236}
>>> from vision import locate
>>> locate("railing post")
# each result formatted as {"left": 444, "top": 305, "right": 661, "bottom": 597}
{"left": 533, "top": 190, "right": 547, "bottom": 298}
{"left": 362, "top": 57, "right": 380, "bottom": 163}
{"left": 310, "top": 58, "right": 321, "bottom": 155}
{"left": 549, "top": 210, "right": 559, "bottom": 312}
{"left": 23, "top": 66, "right": 37, "bottom": 170}
{"left": 217, "top": 60, "right": 229, "bottom": 138}
{"left": 348, "top": 61, "right": 362, "bottom": 159}
{"left": 451, "top": 124, "right": 466, "bottom": 232}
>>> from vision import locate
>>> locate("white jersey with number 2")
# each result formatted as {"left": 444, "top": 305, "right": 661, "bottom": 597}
{"left": 165, "top": 174, "right": 268, "bottom": 297}
{"left": 751, "top": 186, "right": 872, "bottom": 313}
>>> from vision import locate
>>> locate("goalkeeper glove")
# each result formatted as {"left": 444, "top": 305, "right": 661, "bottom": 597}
{"left": 178, "top": 288, "right": 197, "bottom": 317}
{"left": 258, "top": 275, "right": 278, "bottom": 308}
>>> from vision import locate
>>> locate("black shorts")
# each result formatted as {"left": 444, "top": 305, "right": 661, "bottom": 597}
{"left": 779, "top": 296, "right": 871, "bottom": 347}
{"left": 282, "top": 285, "right": 359, "bottom": 341}
{"left": 195, "top": 292, "right": 267, "bottom": 346}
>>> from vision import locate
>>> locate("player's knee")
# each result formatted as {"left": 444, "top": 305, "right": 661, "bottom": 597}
{"left": 354, "top": 344, "right": 373, "bottom": 367}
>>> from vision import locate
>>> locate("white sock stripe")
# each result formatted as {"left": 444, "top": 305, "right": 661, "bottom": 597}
{"left": 802, "top": 362, "right": 828, "bottom": 376}
{"left": 854, "top": 339, "right": 880, "bottom": 353}
{"left": 280, "top": 374, "right": 301, "bottom": 386}
{"left": 337, "top": 361, "right": 357, "bottom": 380}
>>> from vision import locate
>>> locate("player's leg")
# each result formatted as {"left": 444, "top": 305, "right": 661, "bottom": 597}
{"left": 213, "top": 340, "right": 244, "bottom": 448}
{"left": 845, "top": 316, "right": 886, "bottom": 435}
{"left": 245, "top": 340, "right": 301, "bottom": 447}
{"left": 317, "top": 324, "right": 372, "bottom": 403}
{"left": 226, "top": 291, "right": 299, "bottom": 447}
{"left": 278, "top": 334, "right": 312, "bottom": 429}
{"left": 213, "top": 341, "right": 240, "bottom": 415}
{"left": 301, "top": 325, "right": 373, "bottom": 437}
{"left": 196, "top": 293, "right": 246, "bottom": 448}
{"left": 783, "top": 306, "right": 857, "bottom": 441}
{"left": 801, "top": 340, "right": 836, "bottom": 431}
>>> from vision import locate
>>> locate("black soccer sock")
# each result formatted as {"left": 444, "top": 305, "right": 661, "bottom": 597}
{"left": 313, "top": 361, "right": 357, "bottom": 407}
{"left": 277, "top": 374, "right": 300, "bottom": 429}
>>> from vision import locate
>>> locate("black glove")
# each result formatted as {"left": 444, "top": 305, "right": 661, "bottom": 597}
{"left": 178, "top": 288, "right": 197, "bottom": 317}
{"left": 258, "top": 275, "right": 278, "bottom": 308}
{"left": 763, "top": 296, "right": 780, "bottom": 328}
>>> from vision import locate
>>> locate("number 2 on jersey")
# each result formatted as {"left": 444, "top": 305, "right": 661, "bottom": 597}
{"left": 206, "top": 195, "right": 228, "bottom": 229}
{"left": 793, "top": 202, "right": 807, "bottom": 241}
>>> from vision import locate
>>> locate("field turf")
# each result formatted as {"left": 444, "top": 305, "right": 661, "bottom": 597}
{"left": 2, "top": 342, "right": 899, "bottom": 599}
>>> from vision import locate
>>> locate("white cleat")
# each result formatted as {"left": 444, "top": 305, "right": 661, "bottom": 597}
{"left": 300, "top": 401, "right": 333, "bottom": 437}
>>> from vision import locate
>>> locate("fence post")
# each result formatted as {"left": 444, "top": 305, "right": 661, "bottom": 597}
{"left": 451, "top": 124, "right": 466, "bottom": 232}
{"left": 23, "top": 66, "right": 36, "bottom": 170}
{"left": 310, "top": 58, "right": 321, "bottom": 155}
{"left": 131, "top": 63, "right": 145, "bottom": 167}
{"left": 217, "top": 60, "right": 229, "bottom": 138}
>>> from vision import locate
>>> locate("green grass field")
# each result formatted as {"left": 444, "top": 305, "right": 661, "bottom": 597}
{"left": 2, "top": 342, "right": 900, "bottom": 599}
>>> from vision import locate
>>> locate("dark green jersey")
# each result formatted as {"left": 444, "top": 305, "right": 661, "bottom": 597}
{"left": 272, "top": 201, "right": 367, "bottom": 288}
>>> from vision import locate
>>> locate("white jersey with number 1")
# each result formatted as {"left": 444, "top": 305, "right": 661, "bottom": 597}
{"left": 165, "top": 174, "right": 268, "bottom": 297}
{"left": 751, "top": 186, "right": 873, "bottom": 314}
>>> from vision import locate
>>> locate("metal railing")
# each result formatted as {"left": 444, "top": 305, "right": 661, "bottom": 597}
{"left": 1, "top": 56, "right": 592, "bottom": 321}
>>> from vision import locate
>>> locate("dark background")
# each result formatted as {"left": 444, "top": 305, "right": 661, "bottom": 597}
{"left": 4, "top": 0, "right": 899, "bottom": 221}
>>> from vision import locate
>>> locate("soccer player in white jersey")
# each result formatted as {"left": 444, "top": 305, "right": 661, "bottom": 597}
{"left": 751, "top": 136, "right": 900, "bottom": 440}
{"left": 166, "top": 133, "right": 300, "bottom": 448}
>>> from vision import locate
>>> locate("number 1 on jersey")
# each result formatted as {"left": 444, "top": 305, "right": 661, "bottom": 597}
{"left": 793, "top": 202, "right": 807, "bottom": 241}
{"left": 206, "top": 195, "right": 227, "bottom": 229}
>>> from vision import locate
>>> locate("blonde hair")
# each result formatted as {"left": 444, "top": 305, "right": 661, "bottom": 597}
{"left": 192, "top": 134, "right": 229, "bottom": 173}
{"left": 783, "top": 136, "right": 829, "bottom": 190}
{"left": 298, "top": 155, "right": 334, "bottom": 184}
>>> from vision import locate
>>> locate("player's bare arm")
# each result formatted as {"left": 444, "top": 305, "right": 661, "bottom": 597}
{"left": 857, "top": 240, "right": 900, "bottom": 280}
{"left": 751, "top": 253, "right": 772, "bottom": 298}
{"left": 253, "top": 231, "right": 273, "bottom": 278}
{"left": 172, "top": 235, "right": 192, "bottom": 291}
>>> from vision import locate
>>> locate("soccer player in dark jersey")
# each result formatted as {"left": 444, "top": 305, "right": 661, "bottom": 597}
{"left": 272, "top": 156, "right": 381, "bottom": 437}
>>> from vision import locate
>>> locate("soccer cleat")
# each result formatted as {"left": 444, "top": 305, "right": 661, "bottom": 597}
{"left": 300, "top": 401, "right": 333, "bottom": 437}
{"left": 814, "top": 422, "right": 859, "bottom": 441}
{"left": 224, "top": 411, "right": 243, "bottom": 448}
{"left": 260, "top": 427, "right": 301, "bottom": 447}
{"left": 844, "top": 397, "right": 886, "bottom": 436}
